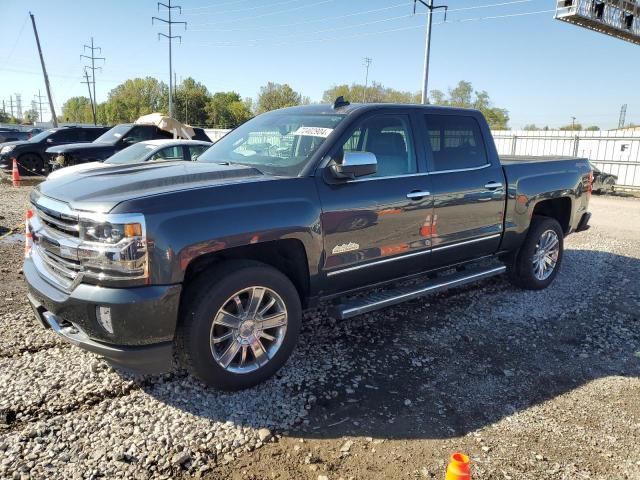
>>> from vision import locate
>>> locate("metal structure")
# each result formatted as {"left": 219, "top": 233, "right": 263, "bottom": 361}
{"left": 81, "top": 37, "right": 104, "bottom": 125}
{"left": 153, "top": 0, "right": 187, "bottom": 118}
{"left": 81, "top": 69, "right": 97, "bottom": 125}
{"left": 33, "top": 90, "right": 47, "bottom": 122}
{"left": 414, "top": 0, "right": 448, "bottom": 105}
{"left": 29, "top": 12, "right": 58, "bottom": 127}
{"left": 618, "top": 104, "right": 628, "bottom": 128}
{"left": 555, "top": 0, "right": 640, "bottom": 45}
{"left": 362, "top": 57, "right": 372, "bottom": 103}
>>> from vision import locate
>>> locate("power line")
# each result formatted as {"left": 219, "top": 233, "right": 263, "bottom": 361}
{"left": 184, "top": 0, "right": 301, "bottom": 17}
{"left": 182, "top": 0, "right": 252, "bottom": 12}
{"left": 190, "top": 0, "right": 336, "bottom": 28}
{"left": 153, "top": 0, "right": 187, "bottom": 118}
{"left": 80, "top": 37, "right": 104, "bottom": 125}
{"left": 191, "top": 9, "right": 555, "bottom": 48}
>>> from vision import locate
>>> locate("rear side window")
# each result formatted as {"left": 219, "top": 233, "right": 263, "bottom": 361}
{"left": 424, "top": 115, "right": 488, "bottom": 172}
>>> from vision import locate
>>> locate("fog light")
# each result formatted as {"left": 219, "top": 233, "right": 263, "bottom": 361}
{"left": 96, "top": 306, "right": 113, "bottom": 334}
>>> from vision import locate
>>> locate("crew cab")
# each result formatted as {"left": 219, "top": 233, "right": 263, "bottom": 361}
{"left": 0, "top": 126, "right": 108, "bottom": 175}
{"left": 23, "top": 101, "right": 592, "bottom": 390}
{"left": 46, "top": 123, "right": 212, "bottom": 170}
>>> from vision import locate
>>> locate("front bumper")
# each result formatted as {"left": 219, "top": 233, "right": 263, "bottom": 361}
{"left": 24, "top": 257, "right": 181, "bottom": 373}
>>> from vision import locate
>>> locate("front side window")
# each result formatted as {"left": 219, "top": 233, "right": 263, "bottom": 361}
{"left": 198, "top": 111, "right": 345, "bottom": 177}
{"left": 340, "top": 114, "right": 416, "bottom": 178}
{"left": 188, "top": 145, "right": 210, "bottom": 160}
{"left": 425, "top": 115, "right": 488, "bottom": 172}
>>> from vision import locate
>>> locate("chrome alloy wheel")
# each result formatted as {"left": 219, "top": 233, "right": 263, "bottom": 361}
{"left": 532, "top": 229, "right": 560, "bottom": 281}
{"left": 210, "top": 287, "right": 288, "bottom": 374}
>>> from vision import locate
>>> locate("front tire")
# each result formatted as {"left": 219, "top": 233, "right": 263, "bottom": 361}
{"left": 507, "top": 216, "right": 564, "bottom": 290}
{"left": 176, "top": 261, "right": 302, "bottom": 390}
{"left": 18, "top": 153, "right": 44, "bottom": 176}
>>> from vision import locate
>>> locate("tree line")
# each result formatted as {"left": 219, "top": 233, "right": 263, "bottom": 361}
{"left": 0, "top": 77, "right": 515, "bottom": 130}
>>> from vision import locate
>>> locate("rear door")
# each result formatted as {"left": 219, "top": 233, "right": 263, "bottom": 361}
{"left": 422, "top": 113, "right": 506, "bottom": 267}
{"left": 316, "top": 110, "right": 434, "bottom": 294}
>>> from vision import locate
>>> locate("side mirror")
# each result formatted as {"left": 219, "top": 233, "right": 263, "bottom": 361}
{"left": 330, "top": 152, "right": 377, "bottom": 180}
{"left": 46, "top": 138, "right": 53, "bottom": 144}
{"left": 122, "top": 137, "right": 136, "bottom": 145}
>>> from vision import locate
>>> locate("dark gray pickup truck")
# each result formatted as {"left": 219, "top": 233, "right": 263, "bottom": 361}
{"left": 24, "top": 101, "right": 592, "bottom": 390}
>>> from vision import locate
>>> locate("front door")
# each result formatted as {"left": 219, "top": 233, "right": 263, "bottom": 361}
{"left": 316, "top": 111, "right": 434, "bottom": 294}
{"left": 422, "top": 113, "right": 506, "bottom": 267}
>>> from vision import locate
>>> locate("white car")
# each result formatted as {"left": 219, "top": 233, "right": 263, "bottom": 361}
{"left": 104, "top": 139, "right": 212, "bottom": 165}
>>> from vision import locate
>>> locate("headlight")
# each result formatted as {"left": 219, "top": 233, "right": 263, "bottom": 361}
{"left": 1, "top": 145, "right": 15, "bottom": 154}
{"left": 77, "top": 213, "right": 148, "bottom": 283}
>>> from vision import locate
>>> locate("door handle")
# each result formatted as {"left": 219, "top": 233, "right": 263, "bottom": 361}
{"left": 407, "top": 190, "right": 430, "bottom": 199}
{"left": 484, "top": 181, "right": 503, "bottom": 190}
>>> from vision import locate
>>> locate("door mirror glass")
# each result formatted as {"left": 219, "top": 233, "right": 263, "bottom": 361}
{"left": 122, "top": 137, "right": 137, "bottom": 145}
{"left": 330, "top": 152, "right": 377, "bottom": 179}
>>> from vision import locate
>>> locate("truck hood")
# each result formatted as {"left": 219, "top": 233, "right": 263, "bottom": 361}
{"left": 35, "top": 161, "right": 268, "bottom": 212}
{"left": 0, "top": 140, "right": 30, "bottom": 149}
{"left": 46, "top": 142, "right": 115, "bottom": 154}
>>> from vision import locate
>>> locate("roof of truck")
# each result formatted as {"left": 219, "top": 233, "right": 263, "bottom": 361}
{"left": 275, "top": 103, "right": 482, "bottom": 116}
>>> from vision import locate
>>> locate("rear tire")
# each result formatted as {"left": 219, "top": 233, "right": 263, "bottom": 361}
{"left": 176, "top": 260, "right": 302, "bottom": 390}
{"left": 507, "top": 216, "right": 564, "bottom": 290}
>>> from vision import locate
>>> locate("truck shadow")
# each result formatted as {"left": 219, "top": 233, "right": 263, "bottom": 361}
{"left": 135, "top": 248, "right": 639, "bottom": 441}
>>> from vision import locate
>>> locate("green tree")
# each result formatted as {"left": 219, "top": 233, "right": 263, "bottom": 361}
{"left": 585, "top": 125, "right": 600, "bottom": 131}
{"left": 0, "top": 110, "right": 18, "bottom": 123}
{"left": 205, "top": 91, "right": 253, "bottom": 128}
{"left": 428, "top": 80, "right": 509, "bottom": 129}
{"left": 102, "top": 77, "right": 169, "bottom": 124}
{"left": 174, "top": 77, "right": 211, "bottom": 126}
{"left": 23, "top": 109, "right": 39, "bottom": 123}
{"left": 256, "top": 82, "right": 307, "bottom": 114}
{"left": 523, "top": 124, "right": 540, "bottom": 131}
{"left": 60, "top": 96, "right": 94, "bottom": 124}
{"left": 322, "top": 82, "right": 419, "bottom": 104}
{"left": 559, "top": 122, "right": 582, "bottom": 131}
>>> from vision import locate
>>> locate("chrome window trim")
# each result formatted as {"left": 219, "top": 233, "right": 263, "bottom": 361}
{"left": 428, "top": 163, "right": 491, "bottom": 175}
{"left": 327, "top": 233, "right": 501, "bottom": 277}
{"left": 346, "top": 172, "right": 431, "bottom": 183}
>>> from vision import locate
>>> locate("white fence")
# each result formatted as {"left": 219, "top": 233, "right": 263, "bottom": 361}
{"left": 492, "top": 129, "right": 640, "bottom": 189}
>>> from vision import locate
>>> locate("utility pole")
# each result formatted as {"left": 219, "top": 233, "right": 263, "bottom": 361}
{"left": 414, "top": 0, "right": 448, "bottom": 105}
{"left": 81, "top": 68, "right": 97, "bottom": 125}
{"left": 34, "top": 90, "right": 46, "bottom": 123}
{"left": 8, "top": 96, "right": 15, "bottom": 118}
{"left": 81, "top": 37, "right": 104, "bottom": 124}
{"left": 362, "top": 57, "right": 372, "bottom": 103}
{"left": 618, "top": 104, "right": 627, "bottom": 129}
{"left": 571, "top": 116, "right": 576, "bottom": 130}
{"left": 153, "top": 0, "right": 187, "bottom": 118}
{"left": 29, "top": 12, "right": 57, "bottom": 127}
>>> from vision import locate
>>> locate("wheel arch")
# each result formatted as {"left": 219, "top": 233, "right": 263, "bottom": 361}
{"left": 531, "top": 197, "right": 572, "bottom": 234}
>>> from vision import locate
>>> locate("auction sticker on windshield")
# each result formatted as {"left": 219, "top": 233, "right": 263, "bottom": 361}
{"left": 293, "top": 126, "right": 333, "bottom": 138}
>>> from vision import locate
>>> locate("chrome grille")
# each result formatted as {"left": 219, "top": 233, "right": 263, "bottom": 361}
{"left": 30, "top": 196, "right": 82, "bottom": 290}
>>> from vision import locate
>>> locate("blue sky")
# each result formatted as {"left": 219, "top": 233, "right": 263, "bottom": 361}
{"left": 0, "top": 0, "right": 638, "bottom": 129}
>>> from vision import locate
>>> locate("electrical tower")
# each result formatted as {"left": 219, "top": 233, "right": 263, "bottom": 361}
{"left": 618, "top": 104, "right": 628, "bottom": 129}
{"left": 81, "top": 68, "right": 97, "bottom": 125}
{"left": 362, "top": 57, "right": 372, "bottom": 103}
{"left": 15, "top": 94, "right": 23, "bottom": 120}
{"left": 7, "top": 96, "right": 15, "bottom": 117}
{"left": 414, "top": 0, "right": 448, "bottom": 105}
{"left": 33, "top": 90, "right": 47, "bottom": 123}
{"left": 153, "top": 0, "right": 187, "bottom": 118}
{"left": 81, "top": 37, "right": 104, "bottom": 125}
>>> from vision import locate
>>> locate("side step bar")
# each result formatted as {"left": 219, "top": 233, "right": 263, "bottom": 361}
{"left": 334, "top": 264, "right": 507, "bottom": 320}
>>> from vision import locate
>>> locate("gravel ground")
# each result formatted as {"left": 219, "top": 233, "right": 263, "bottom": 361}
{"left": 0, "top": 184, "right": 638, "bottom": 479}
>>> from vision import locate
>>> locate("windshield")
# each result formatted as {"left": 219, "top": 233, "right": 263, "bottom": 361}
{"left": 105, "top": 142, "right": 156, "bottom": 164}
{"left": 29, "top": 129, "right": 56, "bottom": 143}
{"left": 197, "top": 111, "right": 345, "bottom": 176}
{"left": 94, "top": 124, "right": 132, "bottom": 144}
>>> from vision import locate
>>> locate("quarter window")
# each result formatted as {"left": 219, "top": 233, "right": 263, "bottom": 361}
{"left": 340, "top": 114, "right": 416, "bottom": 178}
{"left": 424, "top": 115, "right": 488, "bottom": 172}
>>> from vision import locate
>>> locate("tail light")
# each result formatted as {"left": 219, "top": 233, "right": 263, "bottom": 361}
{"left": 587, "top": 171, "right": 593, "bottom": 196}
{"left": 25, "top": 210, "right": 34, "bottom": 258}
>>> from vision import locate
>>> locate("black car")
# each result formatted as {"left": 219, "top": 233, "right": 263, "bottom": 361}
{"left": 46, "top": 123, "right": 212, "bottom": 170}
{"left": 0, "top": 126, "right": 109, "bottom": 176}
{"left": 591, "top": 164, "right": 617, "bottom": 194}
{"left": 0, "top": 128, "right": 29, "bottom": 143}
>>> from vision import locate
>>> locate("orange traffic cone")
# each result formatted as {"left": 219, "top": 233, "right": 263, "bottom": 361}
{"left": 24, "top": 210, "right": 34, "bottom": 258}
{"left": 445, "top": 452, "right": 470, "bottom": 480}
{"left": 11, "top": 158, "right": 21, "bottom": 187}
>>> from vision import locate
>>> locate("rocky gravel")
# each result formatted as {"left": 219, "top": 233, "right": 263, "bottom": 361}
{"left": 0, "top": 184, "right": 638, "bottom": 479}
